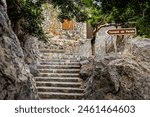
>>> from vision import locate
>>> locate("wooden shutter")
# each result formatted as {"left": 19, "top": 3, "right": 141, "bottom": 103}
{"left": 62, "top": 19, "right": 74, "bottom": 30}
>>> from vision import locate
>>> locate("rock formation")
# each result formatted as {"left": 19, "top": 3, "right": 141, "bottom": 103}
{"left": 22, "top": 35, "right": 40, "bottom": 77}
{"left": 0, "top": 0, "right": 38, "bottom": 99}
{"left": 83, "top": 38, "right": 150, "bottom": 100}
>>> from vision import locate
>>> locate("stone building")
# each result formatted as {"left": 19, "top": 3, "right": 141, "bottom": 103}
{"left": 42, "top": 3, "right": 87, "bottom": 40}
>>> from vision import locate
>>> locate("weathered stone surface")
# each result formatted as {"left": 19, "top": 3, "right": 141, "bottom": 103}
{"left": 80, "top": 58, "right": 93, "bottom": 81}
{"left": 79, "top": 39, "right": 93, "bottom": 81}
{"left": 0, "top": 0, "right": 38, "bottom": 99}
{"left": 42, "top": 3, "right": 87, "bottom": 39}
{"left": 23, "top": 35, "right": 40, "bottom": 77}
{"left": 79, "top": 39, "right": 92, "bottom": 59}
{"left": 84, "top": 38, "right": 150, "bottom": 100}
{"left": 39, "top": 38, "right": 81, "bottom": 54}
{"left": 132, "top": 38, "right": 150, "bottom": 69}
{"left": 95, "top": 26, "right": 116, "bottom": 57}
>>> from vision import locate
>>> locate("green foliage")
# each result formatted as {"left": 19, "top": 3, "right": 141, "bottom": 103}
{"left": 87, "top": 6, "right": 103, "bottom": 27}
{"left": 78, "top": 0, "right": 150, "bottom": 37}
{"left": 137, "top": 18, "right": 150, "bottom": 38}
{"left": 51, "top": 0, "right": 88, "bottom": 22}
{"left": 20, "top": 0, "right": 46, "bottom": 40}
{"left": 6, "top": 0, "right": 150, "bottom": 38}
{"left": 6, "top": 0, "right": 47, "bottom": 40}
{"left": 99, "top": 0, "right": 150, "bottom": 37}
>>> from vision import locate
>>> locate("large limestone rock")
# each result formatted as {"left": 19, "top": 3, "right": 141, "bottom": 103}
{"left": 84, "top": 38, "right": 150, "bottom": 100}
{"left": 23, "top": 35, "right": 40, "bottom": 77}
{"left": 132, "top": 38, "right": 150, "bottom": 69}
{"left": 80, "top": 58, "right": 93, "bottom": 81}
{"left": 0, "top": 0, "right": 38, "bottom": 99}
{"left": 79, "top": 39, "right": 93, "bottom": 81}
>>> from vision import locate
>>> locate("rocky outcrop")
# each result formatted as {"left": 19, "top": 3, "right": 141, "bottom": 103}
{"left": 80, "top": 58, "right": 93, "bottom": 81}
{"left": 84, "top": 38, "right": 150, "bottom": 100}
{"left": 0, "top": 0, "right": 38, "bottom": 99}
{"left": 132, "top": 38, "right": 150, "bottom": 69}
{"left": 79, "top": 39, "right": 93, "bottom": 81}
{"left": 23, "top": 35, "right": 40, "bottom": 77}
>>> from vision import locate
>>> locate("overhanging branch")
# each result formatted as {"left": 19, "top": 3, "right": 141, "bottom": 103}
{"left": 93, "top": 22, "right": 137, "bottom": 38}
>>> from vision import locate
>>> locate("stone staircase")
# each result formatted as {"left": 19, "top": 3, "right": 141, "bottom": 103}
{"left": 35, "top": 48, "right": 84, "bottom": 100}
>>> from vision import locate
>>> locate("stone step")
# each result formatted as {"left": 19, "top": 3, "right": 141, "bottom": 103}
{"left": 37, "top": 65, "right": 80, "bottom": 69}
{"left": 39, "top": 49, "right": 65, "bottom": 53}
{"left": 41, "top": 52, "right": 79, "bottom": 56}
{"left": 36, "top": 81, "right": 82, "bottom": 88}
{"left": 38, "top": 69, "right": 80, "bottom": 73}
{"left": 37, "top": 87, "right": 84, "bottom": 93}
{"left": 39, "top": 73, "right": 80, "bottom": 77}
{"left": 40, "top": 61, "right": 80, "bottom": 65}
{"left": 40, "top": 58, "right": 79, "bottom": 63}
{"left": 36, "top": 46, "right": 83, "bottom": 100}
{"left": 35, "top": 77, "right": 82, "bottom": 82}
{"left": 38, "top": 92, "right": 83, "bottom": 99}
{"left": 41, "top": 53, "right": 80, "bottom": 58}
{"left": 40, "top": 54, "right": 79, "bottom": 58}
{"left": 65, "top": 53, "right": 80, "bottom": 56}
{"left": 41, "top": 56, "right": 80, "bottom": 62}
{"left": 49, "top": 38, "right": 79, "bottom": 42}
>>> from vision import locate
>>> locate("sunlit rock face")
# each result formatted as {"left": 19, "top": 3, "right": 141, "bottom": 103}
{"left": 42, "top": 3, "right": 87, "bottom": 40}
{"left": 84, "top": 38, "right": 150, "bottom": 100}
{"left": 0, "top": 0, "right": 38, "bottom": 99}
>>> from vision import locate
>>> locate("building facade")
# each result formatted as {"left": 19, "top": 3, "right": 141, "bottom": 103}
{"left": 42, "top": 3, "right": 87, "bottom": 40}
